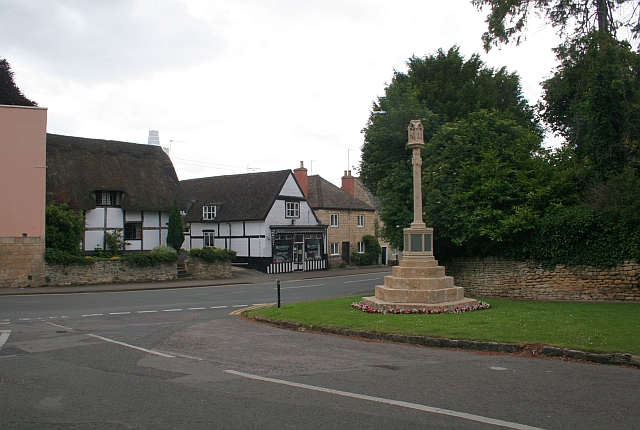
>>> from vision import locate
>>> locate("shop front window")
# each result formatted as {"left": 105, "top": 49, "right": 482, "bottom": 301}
{"left": 273, "top": 234, "right": 292, "bottom": 262}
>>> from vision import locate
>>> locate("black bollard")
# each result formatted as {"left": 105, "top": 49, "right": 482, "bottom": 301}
{"left": 277, "top": 279, "right": 281, "bottom": 308}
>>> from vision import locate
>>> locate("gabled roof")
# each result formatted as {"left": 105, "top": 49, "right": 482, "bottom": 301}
{"left": 307, "top": 175, "right": 374, "bottom": 211}
{"left": 46, "top": 134, "right": 179, "bottom": 211}
{"left": 180, "top": 170, "right": 296, "bottom": 222}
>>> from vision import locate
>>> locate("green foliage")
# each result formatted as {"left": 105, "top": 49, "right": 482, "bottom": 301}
{"left": 350, "top": 235, "right": 381, "bottom": 266}
{"left": 122, "top": 245, "right": 179, "bottom": 266}
{"left": 104, "top": 229, "right": 129, "bottom": 256}
{"left": 541, "top": 33, "right": 640, "bottom": 182}
{"left": 0, "top": 58, "right": 37, "bottom": 106}
{"left": 246, "top": 296, "right": 640, "bottom": 355}
{"left": 45, "top": 203, "right": 84, "bottom": 255}
{"left": 189, "top": 247, "right": 237, "bottom": 262}
{"left": 361, "top": 47, "right": 538, "bottom": 249}
{"left": 166, "top": 199, "right": 184, "bottom": 251}
{"left": 44, "top": 248, "right": 94, "bottom": 265}
{"left": 471, "top": 0, "right": 640, "bottom": 52}
{"left": 424, "top": 110, "right": 576, "bottom": 258}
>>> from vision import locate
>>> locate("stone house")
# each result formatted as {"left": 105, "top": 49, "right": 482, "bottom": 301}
{"left": 0, "top": 105, "right": 48, "bottom": 288}
{"left": 179, "top": 170, "right": 328, "bottom": 273}
{"left": 46, "top": 134, "right": 180, "bottom": 253}
{"left": 293, "top": 163, "right": 377, "bottom": 268}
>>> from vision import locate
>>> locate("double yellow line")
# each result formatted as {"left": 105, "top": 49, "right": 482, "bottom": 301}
{"left": 229, "top": 303, "right": 276, "bottom": 315}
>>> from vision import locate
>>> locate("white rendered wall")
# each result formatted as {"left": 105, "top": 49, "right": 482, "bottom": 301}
{"left": 106, "top": 208, "right": 124, "bottom": 229}
{"left": 280, "top": 174, "right": 304, "bottom": 197}
{"left": 85, "top": 209, "right": 104, "bottom": 229}
{"left": 85, "top": 230, "right": 104, "bottom": 251}
{"left": 143, "top": 229, "right": 160, "bottom": 249}
{"left": 143, "top": 211, "right": 160, "bottom": 227}
{"left": 125, "top": 211, "right": 142, "bottom": 222}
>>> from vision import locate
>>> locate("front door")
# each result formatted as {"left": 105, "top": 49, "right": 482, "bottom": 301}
{"left": 342, "top": 241, "right": 350, "bottom": 265}
{"left": 293, "top": 234, "right": 304, "bottom": 270}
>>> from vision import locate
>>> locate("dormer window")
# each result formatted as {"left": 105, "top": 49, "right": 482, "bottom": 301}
{"left": 203, "top": 205, "right": 217, "bottom": 220}
{"left": 95, "top": 191, "right": 123, "bottom": 207}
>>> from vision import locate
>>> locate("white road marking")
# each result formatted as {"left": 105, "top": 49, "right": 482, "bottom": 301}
{"left": 0, "top": 322, "right": 9, "bottom": 325}
{"left": 279, "top": 284, "right": 324, "bottom": 290}
{"left": 188, "top": 307, "right": 206, "bottom": 310}
{"left": 163, "top": 309, "right": 182, "bottom": 312}
{"left": 19, "top": 318, "right": 32, "bottom": 321}
{"left": 155, "top": 350, "right": 203, "bottom": 361}
{"left": 223, "top": 370, "right": 544, "bottom": 430}
{"left": 344, "top": 278, "right": 381, "bottom": 283}
{"left": 137, "top": 310, "right": 158, "bottom": 313}
{"left": 491, "top": 367, "right": 508, "bottom": 371}
{"left": 211, "top": 306, "right": 228, "bottom": 309}
{"left": 86, "top": 334, "right": 175, "bottom": 358}
{"left": 109, "top": 312, "right": 131, "bottom": 315}
{"left": 45, "top": 322, "right": 75, "bottom": 331}
{"left": 82, "top": 313, "right": 103, "bottom": 317}
{"left": 232, "top": 305, "right": 248, "bottom": 308}
{"left": 0, "top": 330, "right": 11, "bottom": 349}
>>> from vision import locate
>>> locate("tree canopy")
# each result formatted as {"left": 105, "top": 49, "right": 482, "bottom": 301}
{"left": 0, "top": 58, "right": 36, "bottom": 106}
{"left": 472, "top": 0, "right": 640, "bottom": 51}
{"left": 360, "top": 47, "right": 541, "bottom": 249}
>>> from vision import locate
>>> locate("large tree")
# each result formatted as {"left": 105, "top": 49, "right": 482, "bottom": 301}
{"left": 0, "top": 58, "right": 36, "bottom": 106}
{"left": 541, "top": 33, "right": 640, "bottom": 181}
{"left": 471, "top": 0, "right": 640, "bottom": 51}
{"left": 360, "top": 47, "right": 540, "bottom": 249}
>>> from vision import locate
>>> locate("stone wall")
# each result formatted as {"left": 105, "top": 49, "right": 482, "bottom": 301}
{"left": 445, "top": 258, "right": 639, "bottom": 301}
{"left": 45, "top": 260, "right": 177, "bottom": 286}
{"left": 184, "top": 257, "right": 232, "bottom": 279}
{"left": 0, "top": 237, "right": 45, "bottom": 288}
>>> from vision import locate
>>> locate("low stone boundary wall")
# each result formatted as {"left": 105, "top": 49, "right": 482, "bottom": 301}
{"left": 45, "top": 260, "right": 177, "bottom": 286}
{"left": 1, "top": 236, "right": 45, "bottom": 288}
{"left": 444, "top": 258, "right": 639, "bottom": 302}
{"left": 184, "top": 257, "right": 232, "bottom": 279}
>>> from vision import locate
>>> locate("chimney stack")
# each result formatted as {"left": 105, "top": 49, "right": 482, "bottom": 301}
{"left": 294, "top": 161, "right": 308, "bottom": 197}
{"left": 342, "top": 170, "right": 355, "bottom": 196}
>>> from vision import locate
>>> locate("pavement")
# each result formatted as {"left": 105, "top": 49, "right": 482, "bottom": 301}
{"left": 0, "top": 265, "right": 392, "bottom": 296}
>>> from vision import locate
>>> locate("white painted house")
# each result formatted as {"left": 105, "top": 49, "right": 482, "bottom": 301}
{"left": 46, "top": 134, "right": 179, "bottom": 253}
{"left": 180, "top": 170, "right": 328, "bottom": 273}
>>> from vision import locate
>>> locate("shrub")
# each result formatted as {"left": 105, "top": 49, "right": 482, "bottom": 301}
{"left": 122, "top": 245, "right": 179, "bottom": 266}
{"left": 189, "top": 247, "right": 237, "bottom": 262}
{"left": 350, "top": 235, "right": 381, "bottom": 266}
{"left": 44, "top": 248, "right": 94, "bottom": 265}
{"left": 45, "top": 203, "right": 84, "bottom": 255}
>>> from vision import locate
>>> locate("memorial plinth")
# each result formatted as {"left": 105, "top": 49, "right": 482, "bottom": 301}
{"left": 361, "top": 120, "right": 478, "bottom": 311}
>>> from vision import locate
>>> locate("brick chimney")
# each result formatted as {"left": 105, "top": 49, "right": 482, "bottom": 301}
{"left": 294, "top": 161, "right": 308, "bottom": 197}
{"left": 342, "top": 170, "right": 355, "bottom": 196}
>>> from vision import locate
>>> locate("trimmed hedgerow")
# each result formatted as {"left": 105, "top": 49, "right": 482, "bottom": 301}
{"left": 122, "top": 245, "right": 179, "bottom": 266}
{"left": 189, "top": 247, "right": 237, "bottom": 262}
{"left": 44, "top": 249, "right": 94, "bottom": 265}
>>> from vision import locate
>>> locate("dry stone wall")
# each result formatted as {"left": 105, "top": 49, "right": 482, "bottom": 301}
{"left": 445, "top": 258, "right": 639, "bottom": 301}
{"left": 0, "top": 236, "right": 45, "bottom": 288}
{"left": 184, "top": 257, "right": 232, "bottom": 279}
{"left": 45, "top": 260, "right": 177, "bottom": 286}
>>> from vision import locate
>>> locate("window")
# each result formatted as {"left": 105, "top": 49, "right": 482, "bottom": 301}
{"left": 203, "top": 231, "right": 215, "bottom": 247}
{"left": 286, "top": 201, "right": 300, "bottom": 218}
{"left": 203, "top": 205, "right": 216, "bottom": 220}
{"left": 358, "top": 241, "right": 365, "bottom": 253}
{"left": 330, "top": 242, "right": 339, "bottom": 255}
{"left": 124, "top": 223, "right": 142, "bottom": 240}
{"left": 357, "top": 214, "right": 365, "bottom": 227}
{"left": 330, "top": 213, "right": 338, "bottom": 227}
{"left": 95, "top": 190, "right": 122, "bottom": 207}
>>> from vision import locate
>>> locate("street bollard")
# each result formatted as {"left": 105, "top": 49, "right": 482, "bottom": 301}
{"left": 277, "top": 279, "right": 281, "bottom": 308}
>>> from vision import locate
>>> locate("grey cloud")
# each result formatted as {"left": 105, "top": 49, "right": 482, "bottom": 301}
{"left": 0, "top": 0, "right": 225, "bottom": 82}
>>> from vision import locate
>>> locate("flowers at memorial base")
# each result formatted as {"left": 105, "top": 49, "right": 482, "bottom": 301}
{"left": 351, "top": 301, "right": 491, "bottom": 314}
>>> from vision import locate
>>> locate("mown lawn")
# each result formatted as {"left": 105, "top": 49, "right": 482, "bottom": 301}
{"left": 244, "top": 297, "right": 640, "bottom": 355}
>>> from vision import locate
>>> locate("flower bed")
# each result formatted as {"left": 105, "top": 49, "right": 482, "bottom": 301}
{"left": 351, "top": 301, "right": 491, "bottom": 314}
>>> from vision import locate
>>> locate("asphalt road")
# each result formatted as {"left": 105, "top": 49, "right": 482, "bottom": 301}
{"left": 1, "top": 271, "right": 638, "bottom": 429}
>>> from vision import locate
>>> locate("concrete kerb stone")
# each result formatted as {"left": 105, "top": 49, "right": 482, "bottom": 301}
{"left": 247, "top": 315, "right": 639, "bottom": 368}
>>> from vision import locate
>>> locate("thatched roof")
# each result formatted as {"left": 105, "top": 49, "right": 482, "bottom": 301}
{"left": 180, "top": 170, "right": 296, "bottom": 222}
{"left": 46, "top": 134, "right": 179, "bottom": 211}
{"left": 307, "top": 175, "right": 374, "bottom": 211}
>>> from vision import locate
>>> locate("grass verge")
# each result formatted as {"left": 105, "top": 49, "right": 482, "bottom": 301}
{"left": 244, "top": 297, "right": 640, "bottom": 355}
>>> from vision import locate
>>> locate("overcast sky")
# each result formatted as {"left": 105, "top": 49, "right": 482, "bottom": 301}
{"left": 2, "top": 0, "right": 561, "bottom": 185}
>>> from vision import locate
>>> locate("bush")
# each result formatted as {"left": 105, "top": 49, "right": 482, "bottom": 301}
{"left": 350, "top": 235, "right": 381, "bottom": 266}
{"left": 189, "top": 247, "right": 237, "bottom": 262}
{"left": 45, "top": 203, "right": 84, "bottom": 255}
{"left": 45, "top": 248, "right": 94, "bottom": 265}
{"left": 122, "top": 245, "right": 179, "bottom": 266}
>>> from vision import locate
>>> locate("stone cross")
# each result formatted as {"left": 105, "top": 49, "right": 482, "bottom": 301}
{"left": 407, "top": 120, "right": 425, "bottom": 228}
